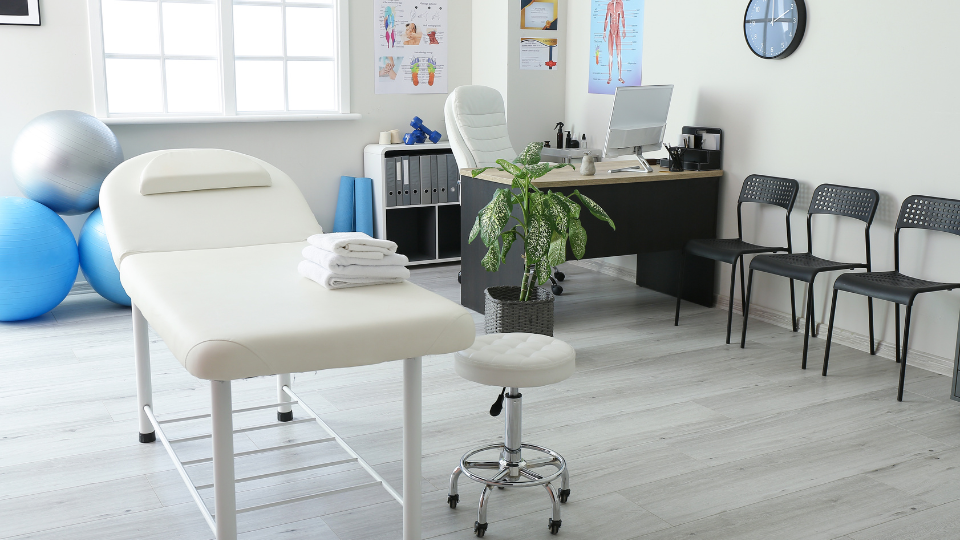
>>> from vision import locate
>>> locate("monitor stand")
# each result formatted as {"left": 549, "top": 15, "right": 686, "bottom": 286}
{"left": 608, "top": 151, "right": 653, "bottom": 174}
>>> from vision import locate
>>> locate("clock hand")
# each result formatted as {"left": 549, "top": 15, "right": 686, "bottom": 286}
{"left": 773, "top": 7, "right": 793, "bottom": 23}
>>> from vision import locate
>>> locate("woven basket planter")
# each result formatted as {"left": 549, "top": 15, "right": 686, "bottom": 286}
{"left": 484, "top": 286, "right": 555, "bottom": 337}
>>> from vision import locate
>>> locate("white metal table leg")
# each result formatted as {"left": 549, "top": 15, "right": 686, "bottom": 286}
{"left": 212, "top": 380, "right": 238, "bottom": 540}
{"left": 133, "top": 303, "right": 155, "bottom": 443}
{"left": 277, "top": 374, "right": 293, "bottom": 422}
{"left": 403, "top": 357, "right": 422, "bottom": 540}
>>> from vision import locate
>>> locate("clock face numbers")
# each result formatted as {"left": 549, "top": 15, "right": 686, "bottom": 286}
{"left": 744, "top": 0, "right": 804, "bottom": 59}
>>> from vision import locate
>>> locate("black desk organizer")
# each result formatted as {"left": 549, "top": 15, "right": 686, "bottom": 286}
{"left": 680, "top": 126, "right": 723, "bottom": 171}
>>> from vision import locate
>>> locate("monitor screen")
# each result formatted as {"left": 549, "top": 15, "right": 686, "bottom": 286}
{"left": 603, "top": 85, "right": 674, "bottom": 158}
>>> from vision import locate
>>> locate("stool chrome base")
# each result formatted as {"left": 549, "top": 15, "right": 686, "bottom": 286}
{"left": 447, "top": 389, "right": 570, "bottom": 536}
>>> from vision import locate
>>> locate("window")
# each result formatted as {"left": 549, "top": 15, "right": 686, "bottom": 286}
{"left": 87, "top": 0, "right": 350, "bottom": 121}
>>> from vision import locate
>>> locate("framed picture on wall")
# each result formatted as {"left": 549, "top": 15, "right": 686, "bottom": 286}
{"left": 0, "top": 0, "right": 40, "bottom": 26}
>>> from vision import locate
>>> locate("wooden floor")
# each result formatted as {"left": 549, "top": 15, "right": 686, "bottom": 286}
{"left": 2, "top": 264, "right": 960, "bottom": 540}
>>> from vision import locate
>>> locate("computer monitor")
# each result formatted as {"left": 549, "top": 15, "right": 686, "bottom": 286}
{"left": 602, "top": 85, "right": 674, "bottom": 173}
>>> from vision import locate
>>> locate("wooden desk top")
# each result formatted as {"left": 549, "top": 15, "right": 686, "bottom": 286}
{"left": 463, "top": 165, "right": 722, "bottom": 189}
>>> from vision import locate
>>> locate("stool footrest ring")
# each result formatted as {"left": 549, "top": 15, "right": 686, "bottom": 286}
{"left": 459, "top": 442, "right": 566, "bottom": 488}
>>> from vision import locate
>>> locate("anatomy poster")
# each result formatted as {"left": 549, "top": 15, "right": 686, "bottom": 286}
{"left": 520, "top": 0, "right": 558, "bottom": 30}
{"left": 375, "top": 0, "right": 448, "bottom": 94}
{"left": 520, "top": 38, "right": 559, "bottom": 70}
{"left": 589, "top": 0, "right": 643, "bottom": 94}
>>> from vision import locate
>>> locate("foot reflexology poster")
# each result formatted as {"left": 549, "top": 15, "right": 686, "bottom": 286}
{"left": 589, "top": 0, "right": 643, "bottom": 95}
{"left": 375, "top": 0, "right": 448, "bottom": 94}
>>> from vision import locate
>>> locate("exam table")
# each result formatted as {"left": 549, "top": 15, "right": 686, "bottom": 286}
{"left": 100, "top": 148, "right": 476, "bottom": 539}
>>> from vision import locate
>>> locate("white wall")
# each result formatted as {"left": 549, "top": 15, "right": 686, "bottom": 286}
{"left": 0, "top": 0, "right": 473, "bottom": 239}
{"left": 562, "top": 0, "right": 960, "bottom": 366}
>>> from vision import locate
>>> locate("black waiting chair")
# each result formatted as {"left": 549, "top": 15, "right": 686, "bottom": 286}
{"left": 823, "top": 195, "right": 960, "bottom": 401}
{"left": 675, "top": 175, "right": 800, "bottom": 344}
{"left": 740, "top": 185, "right": 880, "bottom": 368}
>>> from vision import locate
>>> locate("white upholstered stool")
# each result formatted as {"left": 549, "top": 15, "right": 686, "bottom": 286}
{"left": 447, "top": 333, "right": 576, "bottom": 536}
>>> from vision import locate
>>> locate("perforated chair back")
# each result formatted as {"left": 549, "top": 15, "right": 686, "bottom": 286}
{"left": 738, "top": 175, "right": 800, "bottom": 210}
{"left": 896, "top": 196, "right": 960, "bottom": 236}
{"left": 809, "top": 184, "right": 880, "bottom": 224}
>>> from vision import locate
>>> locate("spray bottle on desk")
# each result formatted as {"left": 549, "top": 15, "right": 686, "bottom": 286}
{"left": 554, "top": 122, "right": 564, "bottom": 149}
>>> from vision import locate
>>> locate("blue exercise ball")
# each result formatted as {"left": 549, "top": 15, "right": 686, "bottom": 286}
{"left": 11, "top": 110, "right": 123, "bottom": 215}
{"left": 0, "top": 197, "right": 79, "bottom": 321}
{"left": 78, "top": 208, "right": 130, "bottom": 306}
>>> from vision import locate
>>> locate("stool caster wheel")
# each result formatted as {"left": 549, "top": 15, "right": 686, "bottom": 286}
{"left": 549, "top": 518, "right": 561, "bottom": 535}
{"left": 551, "top": 284, "right": 563, "bottom": 296}
{"left": 458, "top": 271, "right": 462, "bottom": 284}
{"left": 474, "top": 521, "right": 487, "bottom": 537}
{"left": 497, "top": 486, "right": 505, "bottom": 490}
{"left": 554, "top": 271, "right": 565, "bottom": 282}
{"left": 447, "top": 494, "right": 458, "bottom": 509}
{"left": 558, "top": 488, "right": 570, "bottom": 503}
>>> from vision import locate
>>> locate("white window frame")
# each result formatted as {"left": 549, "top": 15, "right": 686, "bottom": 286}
{"left": 86, "top": 0, "right": 356, "bottom": 124}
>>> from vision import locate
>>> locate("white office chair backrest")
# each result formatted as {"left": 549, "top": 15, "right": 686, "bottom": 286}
{"left": 99, "top": 149, "right": 322, "bottom": 266}
{"left": 444, "top": 85, "right": 517, "bottom": 169}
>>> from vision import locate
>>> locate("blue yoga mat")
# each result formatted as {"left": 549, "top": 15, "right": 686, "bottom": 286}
{"left": 332, "top": 176, "right": 356, "bottom": 233}
{"left": 354, "top": 177, "right": 374, "bottom": 237}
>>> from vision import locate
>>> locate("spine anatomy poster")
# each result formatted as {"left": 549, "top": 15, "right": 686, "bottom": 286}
{"left": 375, "top": 0, "right": 448, "bottom": 94}
{"left": 589, "top": 0, "right": 643, "bottom": 95}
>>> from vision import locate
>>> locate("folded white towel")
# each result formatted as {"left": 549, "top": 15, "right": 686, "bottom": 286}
{"left": 302, "top": 245, "right": 409, "bottom": 272}
{"left": 298, "top": 260, "right": 404, "bottom": 290}
{"left": 307, "top": 232, "right": 398, "bottom": 260}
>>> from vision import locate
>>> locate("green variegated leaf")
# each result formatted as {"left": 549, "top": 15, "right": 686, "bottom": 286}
{"left": 552, "top": 192, "right": 581, "bottom": 220}
{"left": 480, "top": 189, "right": 510, "bottom": 247}
{"left": 528, "top": 191, "right": 545, "bottom": 219}
{"left": 500, "top": 229, "right": 517, "bottom": 261}
{"left": 468, "top": 214, "right": 481, "bottom": 243}
{"left": 496, "top": 159, "right": 524, "bottom": 177}
{"left": 543, "top": 194, "right": 568, "bottom": 235}
{"left": 525, "top": 215, "right": 551, "bottom": 262}
{"left": 573, "top": 191, "right": 615, "bottom": 230}
{"left": 525, "top": 162, "right": 553, "bottom": 179}
{"left": 568, "top": 219, "right": 587, "bottom": 259}
{"left": 471, "top": 167, "right": 499, "bottom": 177}
{"left": 513, "top": 142, "right": 544, "bottom": 166}
{"left": 547, "top": 231, "right": 566, "bottom": 267}
{"left": 481, "top": 245, "right": 501, "bottom": 272}
{"left": 535, "top": 262, "right": 552, "bottom": 285}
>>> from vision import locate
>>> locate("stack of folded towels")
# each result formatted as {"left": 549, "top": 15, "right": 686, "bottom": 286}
{"left": 299, "top": 232, "right": 411, "bottom": 290}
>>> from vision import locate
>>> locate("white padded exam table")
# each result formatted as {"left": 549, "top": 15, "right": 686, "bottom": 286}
{"left": 100, "top": 149, "right": 475, "bottom": 539}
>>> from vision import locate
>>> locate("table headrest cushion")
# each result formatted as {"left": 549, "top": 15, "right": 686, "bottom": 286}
{"left": 140, "top": 149, "right": 272, "bottom": 195}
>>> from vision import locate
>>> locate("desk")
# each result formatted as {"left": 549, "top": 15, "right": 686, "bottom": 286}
{"left": 459, "top": 165, "right": 724, "bottom": 313}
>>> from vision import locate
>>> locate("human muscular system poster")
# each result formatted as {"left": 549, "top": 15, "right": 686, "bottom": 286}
{"left": 589, "top": 0, "right": 643, "bottom": 95}
{"left": 375, "top": 0, "right": 448, "bottom": 94}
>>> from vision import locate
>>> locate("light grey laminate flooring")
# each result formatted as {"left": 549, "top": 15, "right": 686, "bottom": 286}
{"left": 2, "top": 264, "right": 959, "bottom": 540}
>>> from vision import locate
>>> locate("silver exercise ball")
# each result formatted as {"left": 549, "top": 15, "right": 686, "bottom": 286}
{"left": 11, "top": 110, "right": 123, "bottom": 215}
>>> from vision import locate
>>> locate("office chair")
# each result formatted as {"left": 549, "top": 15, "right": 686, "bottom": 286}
{"left": 822, "top": 195, "right": 960, "bottom": 401}
{"left": 676, "top": 175, "right": 800, "bottom": 344}
{"left": 445, "top": 85, "right": 565, "bottom": 294}
{"left": 740, "top": 185, "right": 880, "bottom": 369}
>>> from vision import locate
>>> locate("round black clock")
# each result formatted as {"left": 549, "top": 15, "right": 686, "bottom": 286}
{"left": 744, "top": 0, "right": 807, "bottom": 59}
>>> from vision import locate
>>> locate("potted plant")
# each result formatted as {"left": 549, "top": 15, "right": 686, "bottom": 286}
{"left": 468, "top": 142, "right": 616, "bottom": 335}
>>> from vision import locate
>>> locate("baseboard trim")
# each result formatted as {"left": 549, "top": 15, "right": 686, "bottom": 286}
{"left": 716, "top": 294, "right": 954, "bottom": 377}
{"left": 567, "top": 259, "right": 637, "bottom": 282}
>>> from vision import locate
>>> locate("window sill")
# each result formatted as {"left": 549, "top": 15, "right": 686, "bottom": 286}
{"left": 101, "top": 113, "right": 362, "bottom": 125}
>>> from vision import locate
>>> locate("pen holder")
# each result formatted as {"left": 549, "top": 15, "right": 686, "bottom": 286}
{"left": 665, "top": 145, "right": 686, "bottom": 172}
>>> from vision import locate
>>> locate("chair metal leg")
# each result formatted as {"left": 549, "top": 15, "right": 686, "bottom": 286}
{"left": 674, "top": 251, "right": 685, "bottom": 326}
{"left": 133, "top": 303, "right": 155, "bottom": 443}
{"left": 802, "top": 286, "right": 814, "bottom": 369}
{"left": 895, "top": 304, "right": 902, "bottom": 363}
{"left": 277, "top": 374, "right": 293, "bottom": 422}
{"left": 809, "top": 282, "right": 819, "bottom": 338}
{"left": 822, "top": 289, "right": 840, "bottom": 376}
{"left": 726, "top": 258, "right": 739, "bottom": 344}
{"left": 212, "top": 380, "right": 237, "bottom": 540}
{"left": 867, "top": 297, "right": 877, "bottom": 355}
{"left": 739, "top": 255, "right": 746, "bottom": 315}
{"left": 789, "top": 279, "right": 799, "bottom": 332}
{"left": 740, "top": 269, "right": 755, "bottom": 349}
{"left": 898, "top": 305, "right": 913, "bottom": 402}
{"left": 477, "top": 469, "right": 509, "bottom": 527}
{"left": 403, "top": 357, "right": 423, "bottom": 540}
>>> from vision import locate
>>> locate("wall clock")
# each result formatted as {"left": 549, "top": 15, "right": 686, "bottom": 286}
{"left": 744, "top": 0, "right": 806, "bottom": 59}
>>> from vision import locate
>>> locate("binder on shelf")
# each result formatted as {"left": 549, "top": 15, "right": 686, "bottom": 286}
{"left": 430, "top": 155, "right": 440, "bottom": 203}
{"left": 409, "top": 156, "right": 421, "bottom": 205}
{"left": 419, "top": 155, "right": 431, "bottom": 205}
{"left": 384, "top": 157, "right": 397, "bottom": 207}
{"left": 436, "top": 154, "right": 448, "bottom": 203}
{"left": 446, "top": 155, "right": 459, "bottom": 203}
{"left": 401, "top": 157, "right": 411, "bottom": 206}
{"left": 395, "top": 158, "right": 403, "bottom": 206}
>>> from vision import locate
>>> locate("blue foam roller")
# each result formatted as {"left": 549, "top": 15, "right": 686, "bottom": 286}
{"left": 79, "top": 208, "right": 131, "bottom": 306}
{"left": 0, "top": 197, "right": 79, "bottom": 321}
{"left": 355, "top": 177, "right": 374, "bottom": 237}
{"left": 332, "top": 176, "right": 356, "bottom": 233}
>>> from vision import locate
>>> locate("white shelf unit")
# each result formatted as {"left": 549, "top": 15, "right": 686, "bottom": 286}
{"left": 363, "top": 143, "right": 461, "bottom": 266}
